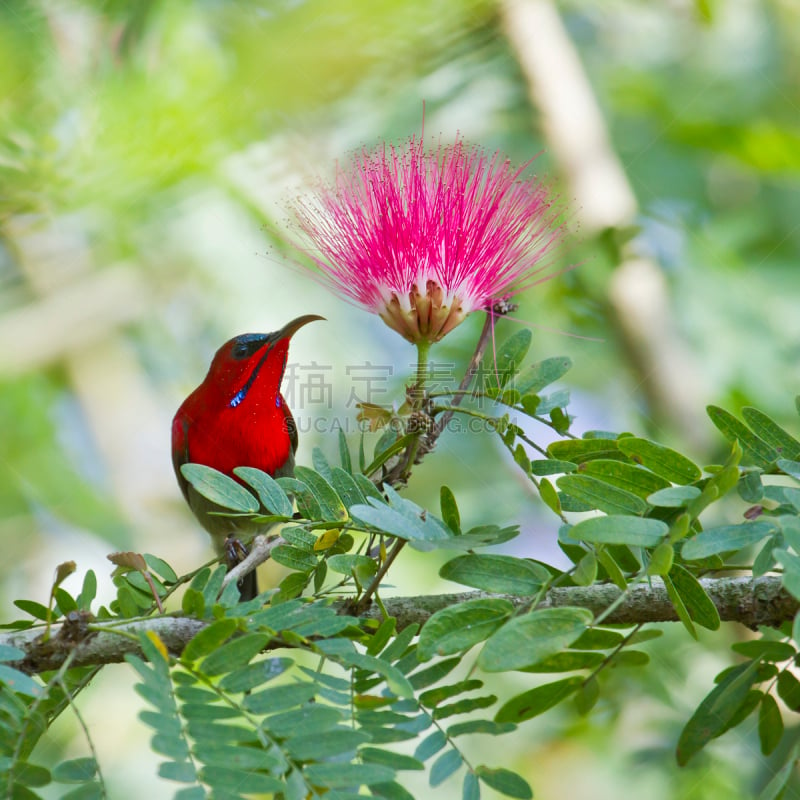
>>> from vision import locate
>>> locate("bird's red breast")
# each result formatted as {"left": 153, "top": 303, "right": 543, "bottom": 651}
{"left": 172, "top": 337, "right": 295, "bottom": 486}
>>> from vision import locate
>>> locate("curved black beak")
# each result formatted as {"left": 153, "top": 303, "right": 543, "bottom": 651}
{"left": 276, "top": 314, "right": 325, "bottom": 340}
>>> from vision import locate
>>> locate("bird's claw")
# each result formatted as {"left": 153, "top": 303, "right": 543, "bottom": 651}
{"left": 223, "top": 536, "right": 250, "bottom": 569}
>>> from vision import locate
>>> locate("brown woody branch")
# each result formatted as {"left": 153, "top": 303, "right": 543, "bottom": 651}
{"left": 4, "top": 576, "right": 795, "bottom": 674}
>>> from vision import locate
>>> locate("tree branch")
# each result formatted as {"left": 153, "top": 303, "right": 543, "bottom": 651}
{"left": 5, "top": 576, "right": 794, "bottom": 674}
{"left": 362, "top": 576, "right": 797, "bottom": 632}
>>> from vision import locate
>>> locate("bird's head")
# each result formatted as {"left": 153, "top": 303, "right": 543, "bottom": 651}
{"left": 205, "top": 314, "right": 324, "bottom": 409}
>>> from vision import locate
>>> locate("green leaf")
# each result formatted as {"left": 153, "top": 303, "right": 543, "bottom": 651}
{"left": 369, "top": 781, "right": 416, "bottom": 800}
{"left": 647, "top": 486, "right": 702, "bottom": 507}
{"left": 485, "top": 329, "right": 532, "bottom": 392}
{"left": 346, "top": 652, "right": 414, "bottom": 699}
{"left": 418, "top": 599, "right": 514, "bottom": 661}
{"left": 350, "top": 491, "right": 452, "bottom": 545}
{"left": 667, "top": 513, "right": 692, "bottom": 544}
{"left": 440, "top": 486, "right": 461, "bottom": 534}
{"left": 0, "top": 665, "right": 42, "bottom": 697}
{"left": 776, "top": 548, "right": 800, "bottom": 600}
{"left": 414, "top": 730, "right": 447, "bottom": 761}
{"left": 664, "top": 573, "right": 696, "bottom": 639}
{"left": 294, "top": 466, "right": 348, "bottom": 521}
{"left": 512, "top": 444, "right": 531, "bottom": 474}
{"left": 758, "top": 694, "right": 783, "bottom": 756}
{"left": 758, "top": 745, "right": 799, "bottom": 800}
{"left": 60, "top": 782, "right": 105, "bottom": 800}
{"left": 430, "top": 749, "right": 463, "bottom": 787}
{"left": 516, "top": 355, "right": 572, "bottom": 395}
{"left": 778, "top": 459, "right": 800, "bottom": 481}
{"left": 364, "top": 433, "right": 417, "bottom": 477}
{"left": 218, "top": 657, "right": 292, "bottom": 693}
{"left": 190, "top": 742, "right": 282, "bottom": 771}
{"left": 495, "top": 677, "right": 583, "bottom": 723}
{"left": 14, "top": 599, "right": 54, "bottom": 621}
{"left": 537, "top": 477, "right": 562, "bottom": 516}
{"left": 180, "top": 464, "right": 259, "bottom": 512}
{"left": 520, "top": 651, "right": 604, "bottom": 673}
{"left": 243, "top": 682, "right": 317, "bottom": 713}
{"left": 326, "top": 554, "right": 378, "bottom": 582}
{"left": 338, "top": 429, "right": 353, "bottom": 473}
{"left": 610, "top": 650, "right": 650, "bottom": 668}
{"left": 676, "top": 660, "right": 761, "bottom": 765}
{"left": 439, "top": 555, "right": 549, "bottom": 595}
{"left": 271, "top": 545, "right": 318, "bottom": 573}
{"left": 536, "top": 389, "right": 570, "bottom": 415}
{"left": 777, "top": 670, "right": 800, "bottom": 711}
{"left": 158, "top": 761, "right": 197, "bottom": 783}
{"left": 570, "top": 628, "right": 625, "bottom": 649}
{"left": 572, "top": 552, "right": 598, "bottom": 586}
{"left": 596, "top": 549, "right": 627, "bottom": 590}
{"left": 282, "top": 527, "right": 318, "bottom": 551}
{"left": 51, "top": 758, "right": 97, "bottom": 782}
{"left": 617, "top": 438, "right": 701, "bottom": 483}
{"left": 199, "top": 766, "right": 283, "bottom": 794}
{"left": 447, "top": 720, "right": 516, "bottom": 737}
{"left": 173, "top": 787, "right": 206, "bottom": 800}
{"left": 407, "top": 657, "right": 461, "bottom": 690}
{"left": 707, "top": 406, "right": 778, "bottom": 468}
{"left": 0, "top": 645, "right": 25, "bottom": 662}
{"left": 10, "top": 760, "right": 51, "bottom": 787}
{"left": 681, "top": 521, "right": 777, "bottom": 560}
{"left": 463, "top": 771, "right": 480, "bottom": 800}
{"left": 286, "top": 728, "right": 370, "bottom": 760}
{"left": 276, "top": 476, "right": 322, "bottom": 519}
{"left": 418, "top": 679, "right": 483, "bottom": 708}
{"left": 199, "top": 633, "right": 271, "bottom": 678}
{"left": 569, "top": 515, "right": 667, "bottom": 547}
{"left": 582, "top": 459, "right": 671, "bottom": 499}
{"left": 311, "top": 446, "right": 333, "bottom": 482}
{"left": 180, "top": 619, "right": 237, "bottom": 664}
{"left": 303, "top": 763, "right": 394, "bottom": 789}
{"left": 327, "top": 467, "right": 368, "bottom": 510}
{"left": 234, "top": 467, "right": 293, "bottom": 517}
{"left": 574, "top": 676, "right": 600, "bottom": 716}
{"left": 530, "top": 459, "right": 577, "bottom": 476}
{"left": 433, "top": 694, "right": 497, "bottom": 721}
{"left": 266, "top": 705, "right": 343, "bottom": 738}
{"left": 738, "top": 471, "right": 764, "bottom": 503}
{"left": 475, "top": 766, "right": 532, "bottom": 800}
{"left": 479, "top": 608, "right": 592, "bottom": 672}
{"left": 669, "top": 564, "right": 720, "bottom": 631}
{"left": 547, "top": 438, "right": 624, "bottom": 464}
{"left": 793, "top": 610, "right": 800, "bottom": 648}
{"left": 731, "top": 641, "right": 795, "bottom": 662}
{"left": 75, "top": 569, "right": 99, "bottom": 609}
{"left": 360, "top": 748, "right": 424, "bottom": 771}
{"left": 647, "top": 542, "right": 674, "bottom": 576}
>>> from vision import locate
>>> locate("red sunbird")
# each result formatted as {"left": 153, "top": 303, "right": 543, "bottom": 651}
{"left": 172, "top": 315, "right": 323, "bottom": 600}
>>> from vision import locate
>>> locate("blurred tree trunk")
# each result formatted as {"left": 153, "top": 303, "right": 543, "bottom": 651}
{"left": 501, "top": 0, "right": 711, "bottom": 446}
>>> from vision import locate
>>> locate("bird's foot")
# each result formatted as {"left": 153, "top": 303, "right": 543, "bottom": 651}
{"left": 223, "top": 536, "right": 250, "bottom": 569}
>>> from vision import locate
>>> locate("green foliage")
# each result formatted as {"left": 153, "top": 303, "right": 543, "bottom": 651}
{"left": 6, "top": 360, "right": 800, "bottom": 797}
{"left": 2, "top": 1, "right": 800, "bottom": 797}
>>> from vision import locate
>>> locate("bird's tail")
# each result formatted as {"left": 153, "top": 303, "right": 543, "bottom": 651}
{"left": 237, "top": 570, "right": 259, "bottom": 602}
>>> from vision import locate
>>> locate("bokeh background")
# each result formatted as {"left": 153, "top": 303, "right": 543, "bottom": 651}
{"left": 2, "top": 0, "right": 799, "bottom": 797}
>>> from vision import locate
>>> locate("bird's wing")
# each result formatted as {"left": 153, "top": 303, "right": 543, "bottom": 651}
{"left": 171, "top": 415, "right": 192, "bottom": 504}
{"left": 282, "top": 401, "right": 299, "bottom": 456}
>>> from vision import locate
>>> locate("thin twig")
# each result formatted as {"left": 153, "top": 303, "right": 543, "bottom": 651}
{"left": 355, "top": 537, "right": 407, "bottom": 614}
{"left": 434, "top": 312, "right": 494, "bottom": 437}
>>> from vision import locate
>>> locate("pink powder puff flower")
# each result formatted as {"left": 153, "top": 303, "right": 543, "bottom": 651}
{"left": 289, "top": 134, "right": 563, "bottom": 344}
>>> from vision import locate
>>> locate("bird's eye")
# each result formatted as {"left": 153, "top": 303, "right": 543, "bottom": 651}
{"left": 231, "top": 334, "right": 269, "bottom": 360}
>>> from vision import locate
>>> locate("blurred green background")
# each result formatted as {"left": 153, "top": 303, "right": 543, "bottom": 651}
{"left": 2, "top": 0, "right": 799, "bottom": 797}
